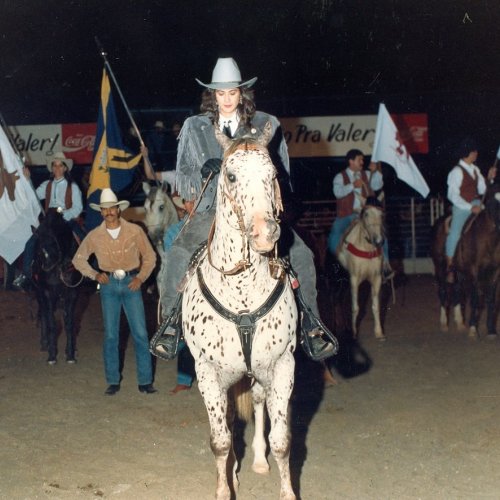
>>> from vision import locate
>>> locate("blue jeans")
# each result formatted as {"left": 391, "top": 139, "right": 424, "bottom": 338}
{"left": 99, "top": 275, "right": 153, "bottom": 386}
{"left": 328, "top": 213, "right": 390, "bottom": 261}
{"left": 177, "top": 340, "right": 195, "bottom": 387}
{"left": 446, "top": 205, "right": 472, "bottom": 258}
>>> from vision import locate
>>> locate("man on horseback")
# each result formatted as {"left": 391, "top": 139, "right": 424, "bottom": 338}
{"left": 445, "top": 138, "right": 496, "bottom": 282}
{"left": 151, "top": 57, "right": 337, "bottom": 362}
{"left": 327, "top": 149, "right": 393, "bottom": 281}
{"left": 14, "top": 152, "right": 83, "bottom": 290}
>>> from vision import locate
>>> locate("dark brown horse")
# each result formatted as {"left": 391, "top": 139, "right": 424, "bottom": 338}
{"left": 431, "top": 185, "right": 500, "bottom": 336}
{"left": 430, "top": 215, "right": 466, "bottom": 332}
{"left": 454, "top": 184, "right": 500, "bottom": 338}
{"left": 32, "top": 210, "right": 83, "bottom": 363}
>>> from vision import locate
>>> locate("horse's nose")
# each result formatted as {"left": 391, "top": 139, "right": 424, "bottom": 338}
{"left": 249, "top": 218, "right": 280, "bottom": 252}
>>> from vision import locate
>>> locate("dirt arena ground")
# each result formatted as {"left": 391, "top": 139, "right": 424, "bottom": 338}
{"left": 1, "top": 274, "right": 499, "bottom": 499}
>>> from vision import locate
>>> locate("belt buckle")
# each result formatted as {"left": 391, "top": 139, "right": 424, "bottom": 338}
{"left": 113, "top": 269, "right": 126, "bottom": 280}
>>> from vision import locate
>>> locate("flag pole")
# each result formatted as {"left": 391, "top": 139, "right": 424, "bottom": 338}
{"left": 95, "top": 37, "right": 144, "bottom": 147}
{"left": 94, "top": 37, "right": 158, "bottom": 181}
{"left": 0, "top": 112, "right": 45, "bottom": 216}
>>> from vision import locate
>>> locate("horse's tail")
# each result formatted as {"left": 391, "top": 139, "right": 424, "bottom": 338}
{"left": 233, "top": 377, "right": 253, "bottom": 422}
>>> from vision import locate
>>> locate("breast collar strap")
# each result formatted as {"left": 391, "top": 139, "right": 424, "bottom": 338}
{"left": 345, "top": 242, "right": 382, "bottom": 259}
{"left": 196, "top": 265, "right": 286, "bottom": 377}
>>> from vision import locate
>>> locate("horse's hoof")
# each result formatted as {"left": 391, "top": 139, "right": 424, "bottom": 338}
{"left": 376, "top": 335, "right": 386, "bottom": 342}
{"left": 66, "top": 358, "right": 77, "bottom": 364}
{"left": 486, "top": 333, "right": 497, "bottom": 340}
{"left": 47, "top": 358, "right": 57, "bottom": 365}
{"left": 439, "top": 324, "right": 449, "bottom": 333}
{"left": 252, "top": 462, "right": 270, "bottom": 475}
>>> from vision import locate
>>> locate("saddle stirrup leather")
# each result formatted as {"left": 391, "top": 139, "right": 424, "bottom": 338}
{"left": 149, "top": 293, "right": 183, "bottom": 361}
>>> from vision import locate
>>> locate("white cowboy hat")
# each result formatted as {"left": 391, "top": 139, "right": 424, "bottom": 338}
{"left": 46, "top": 151, "right": 73, "bottom": 172}
{"left": 195, "top": 57, "right": 257, "bottom": 90}
{"left": 89, "top": 188, "right": 130, "bottom": 211}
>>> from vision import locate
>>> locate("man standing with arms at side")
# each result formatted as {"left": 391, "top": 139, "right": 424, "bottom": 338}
{"left": 73, "top": 188, "right": 157, "bottom": 395}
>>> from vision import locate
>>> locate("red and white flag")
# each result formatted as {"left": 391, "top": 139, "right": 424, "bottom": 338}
{"left": 0, "top": 126, "right": 41, "bottom": 264}
{"left": 371, "top": 103, "right": 430, "bottom": 198}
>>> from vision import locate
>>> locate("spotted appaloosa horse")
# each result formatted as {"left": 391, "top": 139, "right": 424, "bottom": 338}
{"left": 336, "top": 201, "right": 387, "bottom": 340}
{"left": 182, "top": 124, "right": 298, "bottom": 500}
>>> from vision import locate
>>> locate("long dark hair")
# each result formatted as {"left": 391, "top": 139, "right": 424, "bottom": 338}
{"left": 200, "top": 86, "right": 256, "bottom": 127}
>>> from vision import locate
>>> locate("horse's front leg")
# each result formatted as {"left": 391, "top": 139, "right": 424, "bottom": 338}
{"left": 251, "top": 381, "right": 269, "bottom": 474}
{"left": 485, "top": 281, "right": 497, "bottom": 338}
{"left": 196, "top": 360, "right": 233, "bottom": 500}
{"left": 468, "top": 285, "right": 481, "bottom": 339}
{"left": 350, "top": 276, "right": 360, "bottom": 338}
{"left": 46, "top": 291, "right": 58, "bottom": 364}
{"left": 63, "top": 291, "right": 78, "bottom": 362}
{"left": 371, "top": 275, "right": 385, "bottom": 340}
{"left": 266, "top": 350, "right": 296, "bottom": 500}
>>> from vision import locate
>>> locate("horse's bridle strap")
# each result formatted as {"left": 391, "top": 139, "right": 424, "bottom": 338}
{"left": 196, "top": 265, "right": 287, "bottom": 376}
{"left": 346, "top": 242, "right": 382, "bottom": 259}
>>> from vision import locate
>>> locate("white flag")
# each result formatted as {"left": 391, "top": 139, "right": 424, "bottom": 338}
{"left": 0, "top": 126, "right": 41, "bottom": 264}
{"left": 371, "top": 103, "right": 430, "bottom": 198}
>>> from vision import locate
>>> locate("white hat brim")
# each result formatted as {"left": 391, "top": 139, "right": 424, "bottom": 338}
{"left": 47, "top": 158, "right": 74, "bottom": 172}
{"left": 195, "top": 76, "right": 257, "bottom": 90}
{"left": 89, "top": 200, "right": 130, "bottom": 212}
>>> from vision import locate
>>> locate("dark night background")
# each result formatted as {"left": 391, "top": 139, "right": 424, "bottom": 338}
{"left": 1, "top": 0, "right": 500, "bottom": 197}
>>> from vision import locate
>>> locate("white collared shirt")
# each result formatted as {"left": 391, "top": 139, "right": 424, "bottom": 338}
{"left": 447, "top": 159, "right": 486, "bottom": 211}
{"left": 218, "top": 113, "right": 239, "bottom": 137}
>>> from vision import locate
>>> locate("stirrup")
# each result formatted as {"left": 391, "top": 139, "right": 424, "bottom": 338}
{"left": 293, "top": 278, "right": 339, "bottom": 362}
{"left": 149, "top": 295, "right": 183, "bottom": 361}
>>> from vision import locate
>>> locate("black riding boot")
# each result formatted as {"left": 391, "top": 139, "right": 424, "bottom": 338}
{"left": 150, "top": 294, "right": 183, "bottom": 360}
{"left": 287, "top": 264, "right": 339, "bottom": 362}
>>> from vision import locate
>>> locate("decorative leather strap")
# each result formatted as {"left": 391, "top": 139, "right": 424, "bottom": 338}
{"left": 346, "top": 242, "right": 382, "bottom": 259}
{"left": 196, "top": 265, "right": 286, "bottom": 376}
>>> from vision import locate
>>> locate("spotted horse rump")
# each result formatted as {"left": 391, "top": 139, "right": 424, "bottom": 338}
{"left": 182, "top": 123, "right": 298, "bottom": 500}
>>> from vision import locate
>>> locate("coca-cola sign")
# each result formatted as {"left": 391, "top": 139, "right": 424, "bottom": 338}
{"left": 8, "top": 123, "right": 97, "bottom": 166}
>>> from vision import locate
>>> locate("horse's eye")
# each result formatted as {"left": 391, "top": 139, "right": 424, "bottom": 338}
{"left": 159, "top": 204, "right": 165, "bottom": 211}
{"left": 227, "top": 173, "right": 236, "bottom": 183}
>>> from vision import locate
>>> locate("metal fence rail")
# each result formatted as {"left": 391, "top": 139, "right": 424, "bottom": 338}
{"left": 295, "top": 197, "right": 445, "bottom": 274}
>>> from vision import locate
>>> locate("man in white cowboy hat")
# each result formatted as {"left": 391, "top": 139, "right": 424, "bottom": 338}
{"left": 72, "top": 188, "right": 157, "bottom": 395}
{"left": 151, "top": 57, "right": 337, "bottom": 363}
{"left": 14, "top": 151, "right": 83, "bottom": 289}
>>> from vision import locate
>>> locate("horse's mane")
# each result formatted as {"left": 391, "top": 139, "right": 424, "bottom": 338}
{"left": 224, "top": 136, "right": 267, "bottom": 158}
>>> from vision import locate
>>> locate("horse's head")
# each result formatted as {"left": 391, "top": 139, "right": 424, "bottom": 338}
{"left": 142, "top": 181, "right": 179, "bottom": 248}
{"left": 35, "top": 211, "right": 69, "bottom": 272}
{"left": 360, "top": 203, "right": 385, "bottom": 248}
{"left": 216, "top": 122, "right": 281, "bottom": 254}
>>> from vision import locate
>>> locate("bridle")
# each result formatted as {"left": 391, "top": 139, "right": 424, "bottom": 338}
{"left": 206, "top": 141, "right": 282, "bottom": 275}
{"left": 360, "top": 204, "right": 385, "bottom": 247}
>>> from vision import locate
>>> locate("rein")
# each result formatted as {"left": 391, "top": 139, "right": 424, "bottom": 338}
{"left": 206, "top": 141, "right": 281, "bottom": 275}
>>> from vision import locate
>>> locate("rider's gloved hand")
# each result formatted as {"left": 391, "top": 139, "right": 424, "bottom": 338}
{"left": 201, "top": 158, "right": 222, "bottom": 179}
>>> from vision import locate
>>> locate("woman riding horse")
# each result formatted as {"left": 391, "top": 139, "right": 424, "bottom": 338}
{"left": 151, "top": 57, "right": 336, "bottom": 361}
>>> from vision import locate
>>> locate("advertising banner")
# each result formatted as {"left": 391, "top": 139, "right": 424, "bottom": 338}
{"left": 8, "top": 113, "right": 428, "bottom": 165}
{"left": 281, "top": 114, "right": 428, "bottom": 158}
{"left": 8, "top": 123, "right": 96, "bottom": 166}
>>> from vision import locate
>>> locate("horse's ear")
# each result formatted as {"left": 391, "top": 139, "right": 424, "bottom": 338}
{"left": 161, "top": 181, "right": 171, "bottom": 194}
{"left": 215, "top": 125, "right": 232, "bottom": 151}
{"left": 256, "top": 121, "right": 273, "bottom": 147}
{"left": 142, "top": 181, "right": 151, "bottom": 195}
